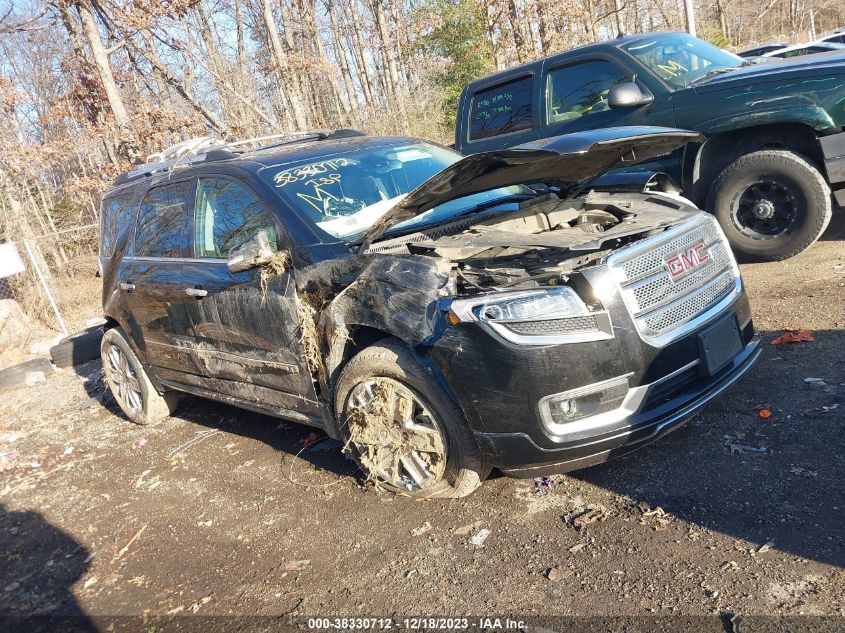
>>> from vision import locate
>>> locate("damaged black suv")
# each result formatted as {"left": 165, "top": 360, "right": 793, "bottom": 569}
{"left": 99, "top": 127, "right": 760, "bottom": 498}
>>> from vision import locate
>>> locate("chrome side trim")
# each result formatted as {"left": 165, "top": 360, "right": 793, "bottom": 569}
{"left": 122, "top": 256, "right": 228, "bottom": 264}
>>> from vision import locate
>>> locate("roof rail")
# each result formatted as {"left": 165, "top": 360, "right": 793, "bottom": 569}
{"left": 113, "top": 129, "right": 367, "bottom": 185}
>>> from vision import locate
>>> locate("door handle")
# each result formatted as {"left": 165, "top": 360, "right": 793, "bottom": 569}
{"left": 119, "top": 282, "right": 135, "bottom": 292}
{"left": 185, "top": 288, "right": 208, "bottom": 298}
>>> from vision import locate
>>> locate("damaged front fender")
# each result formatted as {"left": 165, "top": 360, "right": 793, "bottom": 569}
{"left": 293, "top": 253, "right": 455, "bottom": 403}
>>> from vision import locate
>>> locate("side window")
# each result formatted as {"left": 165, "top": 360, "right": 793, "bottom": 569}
{"left": 134, "top": 182, "right": 190, "bottom": 258}
{"left": 100, "top": 194, "right": 130, "bottom": 257}
{"left": 547, "top": 60, "right": 629, "bottom": 124}
{"left": 469, "top": 76, "right": 533, "bottom": 141}
{"left": 193, "top": 178, "right": 278, "bottom": 258}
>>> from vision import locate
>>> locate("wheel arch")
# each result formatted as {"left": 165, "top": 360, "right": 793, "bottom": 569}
{"left": 691, "top": 123, "right": 824, "bottom": 205}
{"left": 325, "top": 324, "right": 466, "bottom": 422}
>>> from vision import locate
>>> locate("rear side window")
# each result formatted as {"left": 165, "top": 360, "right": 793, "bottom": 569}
{"left": 193, "top": 178, "right": 278, "bottom": 257}
{"left": 469, "top": 76, "right": 533, "bottom": 140}
{"left": 134, "top": 182, "right": 190, "bottom": 258}
{"left": 547, "top": 60, "right": 628, "bottom": 124}
{"left": 100, "top": 193, "right": 134, "bottom": 257}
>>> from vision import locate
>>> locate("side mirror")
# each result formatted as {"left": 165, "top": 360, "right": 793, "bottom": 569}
{"left": 607, "top": 82, "right": 654, "bottom": 109}
{"left": 227, "top": 231, "right": 280, "bottom": 273}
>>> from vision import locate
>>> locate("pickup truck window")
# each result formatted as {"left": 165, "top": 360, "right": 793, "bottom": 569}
{"left": 469, "top": 76, "right": 533, "bottom": 140}
{"left": 622, "top": 33, "right": 741, "bottom": 88}
{"left": 547, "top": 60, "right": 628, "bottom": 124}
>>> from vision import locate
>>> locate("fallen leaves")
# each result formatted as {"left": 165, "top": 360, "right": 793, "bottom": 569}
{"left": 771, "top": 328, "right": 814, "bottom": 345}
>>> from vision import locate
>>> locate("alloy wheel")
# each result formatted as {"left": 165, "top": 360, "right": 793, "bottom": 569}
{"left": 104, "top": 344, "right": 143, "bottom": 415}
{"left": 344, "top": 377, "right": 447, "bottom": 492}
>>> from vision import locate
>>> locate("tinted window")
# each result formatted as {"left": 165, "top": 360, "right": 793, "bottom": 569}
{"left": 469, "top": 76, "right": 533, "bottom": 140}
{"left": 193, "top": 178, "right": 278, "bottom": 257}
{"left": 547, "top": 60, "right": 628, "bottom": 124}
{"left": 100, "top": 193, "right": 134, "bottom": 257}
{"left": 134, "top": 182, "right": 190, "bottom": 257}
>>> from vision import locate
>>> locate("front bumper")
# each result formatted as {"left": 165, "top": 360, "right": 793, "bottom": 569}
{"left": 478, "top": 336, "right": 760, "bottom": 477}
{"left": 429, "top": 285, "right": 758, "bottom": 476}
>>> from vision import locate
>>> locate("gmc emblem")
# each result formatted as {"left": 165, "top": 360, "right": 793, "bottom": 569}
{"left": 665, "top": 242, "right": 710, "bottom": 281}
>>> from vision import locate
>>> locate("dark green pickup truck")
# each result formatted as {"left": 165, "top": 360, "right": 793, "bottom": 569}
{"left": 455, "top": 32, "right": 845, "bottom": 260}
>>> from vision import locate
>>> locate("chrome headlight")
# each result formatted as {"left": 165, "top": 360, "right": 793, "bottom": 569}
{"left": 449, "top": 287, "right": 613, "bottom": 345}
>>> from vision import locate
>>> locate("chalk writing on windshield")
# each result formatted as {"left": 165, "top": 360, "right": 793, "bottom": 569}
{"left": 272, "top": 159, "right": 355, "bottom": 214}
{"left": 272, "top": 158, "right": 353, "bottom": 188}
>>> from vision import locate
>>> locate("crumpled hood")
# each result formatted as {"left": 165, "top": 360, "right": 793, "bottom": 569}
{"left": 361, "top": 126, "right": 702, "bottom": 246}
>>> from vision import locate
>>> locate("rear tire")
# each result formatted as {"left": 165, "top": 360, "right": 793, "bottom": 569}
{"left": 333, "top": 338, "right": 488, "bottom": 498}
{"left": 101, "top": 327, "right": 179, "bottom": 425}
{"left": 706, "top": 150, "right": 831, "bottom": 261}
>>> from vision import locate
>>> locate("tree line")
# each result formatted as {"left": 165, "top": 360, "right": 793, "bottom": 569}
{"left": 1, "top": 0, "right": 843, "bottom": 250}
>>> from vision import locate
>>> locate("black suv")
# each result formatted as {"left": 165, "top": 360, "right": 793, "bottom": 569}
{"left": 99, "top": 127, "right": 760, "bottom": 498}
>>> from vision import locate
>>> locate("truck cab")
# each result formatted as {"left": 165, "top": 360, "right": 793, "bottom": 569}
{"left": 455, "top": 32, "right": 845, "bottom": 262}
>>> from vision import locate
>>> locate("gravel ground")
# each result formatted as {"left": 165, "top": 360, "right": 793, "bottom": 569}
{"left": 0, "top": 216, "right": 843, "bottom": 628}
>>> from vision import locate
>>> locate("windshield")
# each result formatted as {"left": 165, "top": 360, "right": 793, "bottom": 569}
{"left": 622, "top": 33, "right": 743, "bottom": 88}
{"left": 259, "top": 142, "right": 528, "bottom": 241}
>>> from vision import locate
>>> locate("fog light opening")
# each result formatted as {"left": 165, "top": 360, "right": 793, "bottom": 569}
{"left": 539, "top": 374, "right": 633, "bottom": 433}
{"left": 558, "top": 399, "right": 577, "bottom": 417}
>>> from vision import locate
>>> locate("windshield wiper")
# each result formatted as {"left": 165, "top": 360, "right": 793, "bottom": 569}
{"left": 691, "top": 66, "right": 739, "bottom": 84}
{"left": 452, "top": 193, "right": 537, "bottom": 218}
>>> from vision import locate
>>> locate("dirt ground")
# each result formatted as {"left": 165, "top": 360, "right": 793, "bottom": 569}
{"left": 0, "top": 216, "right": 843, "bottom": 629}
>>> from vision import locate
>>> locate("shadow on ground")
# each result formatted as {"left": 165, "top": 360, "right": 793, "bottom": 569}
{"left": 0, "top": 504, "right": 95, "bottom": 630}
{"left": 570, "top": 327, "right": 844, "bottom": 570}
{"left": 172, "top": 396, "right": 360, "bottom": 481}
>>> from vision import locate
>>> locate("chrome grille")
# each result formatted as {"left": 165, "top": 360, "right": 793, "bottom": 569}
{"left": 607, "top": 213, "right": 741, "bottom": 346}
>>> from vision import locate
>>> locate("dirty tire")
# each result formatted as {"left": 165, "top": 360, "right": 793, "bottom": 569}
{"left": 101, "top": 327, "right": 179, "bottom": 425}
{"left": 49, "top": 326, "right": 104, "bottom": 368}
{"left": 334, "top": 338, "right": 488, "bottom": 498}
{"left": 706, "top": 150, "right": 831, "bottom": 261}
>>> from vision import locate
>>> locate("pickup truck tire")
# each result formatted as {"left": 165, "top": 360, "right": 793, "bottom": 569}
{"left": 333, "top": 338, "right": 489, "bottom": 498}
{"left": 706, "top": 150, "right": 831, "bottom": 261}
{"left": 101, "top": 327, "right": 179, "bottom": 425}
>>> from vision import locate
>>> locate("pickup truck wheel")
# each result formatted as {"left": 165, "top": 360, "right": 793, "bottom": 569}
{"left": 706, "top": 150, "right": 831, "bottom": 261}
{"left": 101, "top": 327, "right": 179, "bottom": 425}
{"left": 333, "top": 338, "right": 488, "bottom": 498}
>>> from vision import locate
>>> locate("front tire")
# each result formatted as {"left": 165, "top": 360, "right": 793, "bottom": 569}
{"left": 333, "top": 338, "right": 488, "bottom": 498}
{"left": 706, "top": 150, "right": 831, "bottom": 261}
{"left": 101, "top": 327, "right": 179, "bottom": 425}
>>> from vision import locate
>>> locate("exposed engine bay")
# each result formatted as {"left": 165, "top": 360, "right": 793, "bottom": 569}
{"left": 364, "top": 190, "right": 696, "bottom": 295}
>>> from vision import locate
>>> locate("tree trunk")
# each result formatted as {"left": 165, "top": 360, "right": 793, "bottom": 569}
{"left": 328, "top": 2, "right": 358, "bottom": 117}
{"left": 343, "top": 0, "right": 378, "bottom": 105}
{"left": 74, "top": 0, "right": 138, "bottom": 162}
{"left": 260, "top": 0, "right": 308, "bottom": 129}
{"left": 507, "top": 0, "right": 528, "bottom": 63}
{"left": 135, "top": 32, "right": 228, "bottom": 133}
